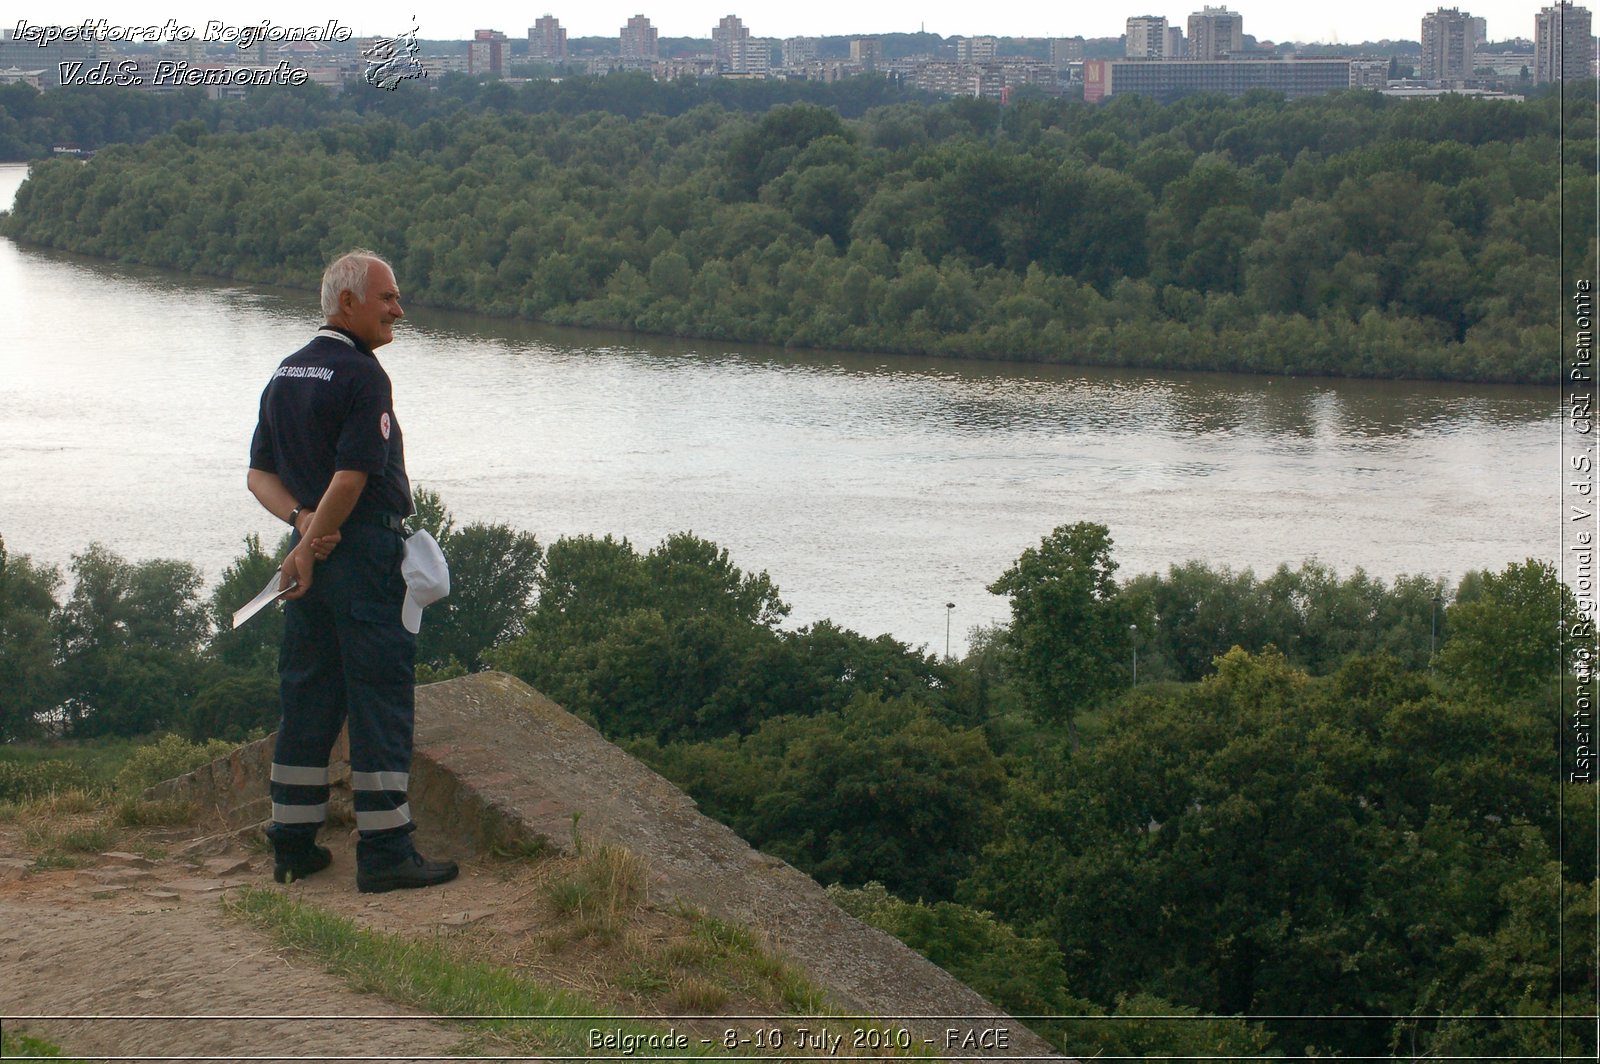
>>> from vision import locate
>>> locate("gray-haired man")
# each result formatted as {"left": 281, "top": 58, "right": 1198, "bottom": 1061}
{"left": 247, "top": 249, "right": 457, "bottom": 893}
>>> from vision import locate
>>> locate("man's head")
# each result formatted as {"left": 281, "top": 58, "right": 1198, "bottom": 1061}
{"left": 322, "top": 249, "right": 403, "bottom": 350}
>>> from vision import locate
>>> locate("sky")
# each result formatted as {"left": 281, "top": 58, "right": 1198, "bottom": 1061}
{"left": 4, "top": 1, "right": 1562, "bottom": 48}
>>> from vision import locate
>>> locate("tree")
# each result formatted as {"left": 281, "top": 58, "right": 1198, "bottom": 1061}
{"left": 783, "top": 619, "right": 953, "bottom": 720}
{"left": 185, "top": 669, "right": 278, "bottom": 743}
{"left": 54, "top": 544, "right": 209, "bottom": 736}
{"left": 724, "top": 103, "right": 850, "bottom": 200}
{"left": 0, "top": 536, "right": 63, "bottom": 741}
{"left": 1437, "top": 558, "right": 1583, "bottom": 703}
{"left": 207, "top": 532, "right": 285, "bottom": 672}
{"left": 1416, "top": 873, "right": 1596, "bottom": 1059}
{"left": 409, "top": 486, "right": 457, "bottom": 542}
{"left": 421, "top": 521, "right": 543, "bottom": 671}
{"left": 513, "top": 533, "right": 648, "bottom": 654}
{"left": 988, "top": 522, "right": 1129, "bottom": 748}
{"left": 827, "top": 880, "right": 1079, "bottom": 1019}
{"left": 642, "top": 531, "right": 788, "bottom": 630}
{"left": 963, "top": 647, "right": 1570, "bottom": 1057}
{"left": 738, "top": 692, "right": 1006, "bottom": 900}
{"left": 490, "top": 531, "right": 796, "bottom": 741}
{"left": 404, "top": 487, "right": 543, "bottom": 671}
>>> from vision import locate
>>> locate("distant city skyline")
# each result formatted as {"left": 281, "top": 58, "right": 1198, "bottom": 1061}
{"left": 4, "top": 1, "right": 1577, "bottom": 45}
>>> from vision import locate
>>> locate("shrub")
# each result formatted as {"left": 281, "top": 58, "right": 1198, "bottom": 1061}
{"left": 0, "top": 759, "right": 95, "bottom": 803}
{"left": 112, "top": 734, "right": 235, "bottom": 794}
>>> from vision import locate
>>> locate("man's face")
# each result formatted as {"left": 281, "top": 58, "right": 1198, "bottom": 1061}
{"left": 341, "top": 261, "right": 403, "bottom": 350}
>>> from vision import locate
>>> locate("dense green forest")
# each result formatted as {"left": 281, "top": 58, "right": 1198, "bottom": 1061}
{"left": 2, "top": 76, "right": 1594, "bottom": 382}
{"left": 1, "top": 492, "right": 1592, "bottom": 1058}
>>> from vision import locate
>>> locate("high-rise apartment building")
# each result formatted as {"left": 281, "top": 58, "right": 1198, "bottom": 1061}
{"left": 469, "top": 29, "right": 507, "bottom": 75}
{"left": 1167, "top": 27, "right": 1187, "bottom": 57}
{"left": 712, "top": 14, "right": 769, "bottom": 73}
{"left": 850, "top": 37, "right": 881, "bottom": 71}
{"left": 1535, "top": 2, "right": 1595, "bottom": 82}
{"left": 1187, "top": 6, "right": 1244, "bottom": 60}
{"left": 620, "top": 14, "right": 658, "bottom": 60}
{"left": 1126, "top": 16, "right": 1169, "bottom": 58}
{"left": 957, "top": 36, "right": 999, "bottom": 63}
{"left": 1050, "top": 37, "right": 1087, "bottom": 67}
{"left": 783, "top": 36, "right": 819, "bottom": 68}
{"left": 1050, "top": 37, "right": 1087, "bottom": 66}
{"left": 528, "top": 15, "right": 567, "bottom": 61}
{"left": 1420, "top": 8, "right": 1477, "bottom": 82}
{"left": 737, "top": 41, "right": 772, "bottom": 75}
{"left": 713, "top": 15, "right": 746, "bottom": 69}
{"left": 1087, "top": 57, "right": 1350, "bottom": 102}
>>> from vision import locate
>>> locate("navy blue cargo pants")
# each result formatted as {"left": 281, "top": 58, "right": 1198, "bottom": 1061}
{"left": 267, "top": 520, "right": 417, "bottom": 870}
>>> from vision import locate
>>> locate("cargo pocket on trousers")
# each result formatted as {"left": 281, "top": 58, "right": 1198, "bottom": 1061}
{"left": 347, "top": 598, "right": 417, "bottom": 685}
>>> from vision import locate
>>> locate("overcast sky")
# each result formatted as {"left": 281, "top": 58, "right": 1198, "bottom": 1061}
{"left": 5, "top": 1, "right": 1565, "bottom": 46}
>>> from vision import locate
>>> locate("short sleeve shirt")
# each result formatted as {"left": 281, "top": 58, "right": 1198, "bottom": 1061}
{"left": 248, "top": 327, "right": 413, "bottom": 518}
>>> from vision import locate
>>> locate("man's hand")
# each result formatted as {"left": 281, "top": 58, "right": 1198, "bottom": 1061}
{"left": 279, "top": 543, "right": 315, "bottom": 600}
{"left": 293, "top": 510, "right": 341, "bottom": 561}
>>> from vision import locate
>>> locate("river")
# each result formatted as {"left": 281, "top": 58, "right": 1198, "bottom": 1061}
{"left": 0, "top": 161, "right": 1560, "bottom": 655}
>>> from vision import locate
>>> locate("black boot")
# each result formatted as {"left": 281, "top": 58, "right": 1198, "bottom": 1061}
{"left": 357, "top": 851, "right": 459, "bottom": 894}
{"left": 273, "top": 843, "right": 332, "bottom": 884}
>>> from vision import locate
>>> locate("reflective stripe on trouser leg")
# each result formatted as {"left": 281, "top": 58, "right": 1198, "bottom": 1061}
{"left": 270, "top": 588, "right": 347, "bottom": 843}
{"left": 352, "top": 771, "right": 413, "bottom": 832}
{"left": 271, "top": 764, "right": 331, "bottom": 831}
{"left": 350, "top": 770, "right": 409, "bottom": 792}
{"left": 272, "top": 801, "right": 329, "bottom": 824}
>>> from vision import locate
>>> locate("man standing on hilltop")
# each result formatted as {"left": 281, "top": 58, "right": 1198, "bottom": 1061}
{"left": 246, "top": 249, "right": 457, "bottom": 893}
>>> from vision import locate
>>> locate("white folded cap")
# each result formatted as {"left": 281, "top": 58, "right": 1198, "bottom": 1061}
{"left": 400, "top": 529, "right": 450, "bottom": 634}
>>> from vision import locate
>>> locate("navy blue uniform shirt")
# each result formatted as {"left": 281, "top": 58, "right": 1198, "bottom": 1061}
{"left": 249, "top": 326, "right": 413, "bottom": 518}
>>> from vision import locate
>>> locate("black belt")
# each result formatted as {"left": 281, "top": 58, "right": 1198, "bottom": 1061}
{"left": 345, "top": 511, "right": 408, "bottom": 534}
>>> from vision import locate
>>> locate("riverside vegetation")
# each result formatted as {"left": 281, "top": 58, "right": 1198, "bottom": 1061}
{"left": 0, "top": 487, "right": 1592, "bottom": 1059}
{"left": 1, "top": 74, "right": 1595, "bottom": 382}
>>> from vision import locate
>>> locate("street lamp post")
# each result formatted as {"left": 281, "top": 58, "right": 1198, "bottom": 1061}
{"left": 945, "top": 602, "right": 956, "bottom": 660}
{"left": 1129, "top": 622, "right": 1138, "bottom": 686}
{"left": 1430, "top": 593, "right": 1442, "bottom": 671}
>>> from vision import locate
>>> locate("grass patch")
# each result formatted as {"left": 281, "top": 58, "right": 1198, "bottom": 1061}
{"left": 487, "top": 834, "right": 550, "bottom": 862}
{"left": 0, "top": 760, "right": 96, "bottom": 804}
{"left": 0, "top": 1027, "right": 100, "bottom": 1061}
{"left": 0, "top": 788, "right": 102, "bottom": 824}
{"left": 56, "top": 823, "right": 113, "bottom": 853}
{"left": 657, "top": 906, "right": 830, "bottom": 1016}
{"left": 672, "top": 975, "right": 730, "bottom": 1012}
{"left": 545, "top": 842, "right": 648, "bottom": 942}
{"left": 0, "top": 735, "right": 148, "bottom": 789}
{"left": 23, "top": 820, "right": 113, "bottom": 865}
{"left": 110, "top": 797, "right": 197, "bottom": 828}
{"left": 25, "top": 816, "right": 108, "bottom": 851}
{"left": 3, "top": 790, "right": 186, "bottom": 867}
{"left": 524, "top": 842, "right": 832, "bottom": 1022}
{"left": 28, "top": 852, "right": 89, "bottom": 871}
{"left": 223, "top": 887, "right": 724, "bottom": 1058}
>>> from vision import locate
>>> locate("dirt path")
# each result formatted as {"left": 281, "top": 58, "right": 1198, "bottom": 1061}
{"left": 0, "top": 817, "right": 826, "bottom": 1063}
{"left": 0, "top": 831, "right": 479, "bottom": 1062}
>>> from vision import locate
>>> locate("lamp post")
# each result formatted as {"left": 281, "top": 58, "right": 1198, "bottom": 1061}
{"left": 1430, "top": 592, "right": 1442, "bottom": 671}
{"left": 945, "top": 602, "right": 956, "bottom": 660}
{"left": 1129, "top": 622, "right": 1138, "bottom": 686}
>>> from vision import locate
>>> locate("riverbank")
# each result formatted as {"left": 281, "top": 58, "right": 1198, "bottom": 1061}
{"left": 4, "top": 80, "right": 1584, "bottom": 386}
